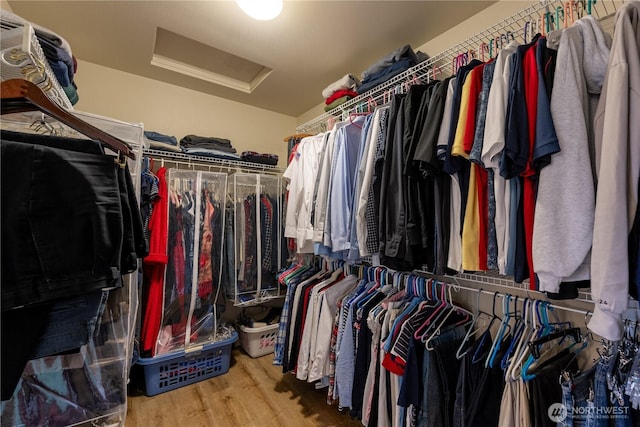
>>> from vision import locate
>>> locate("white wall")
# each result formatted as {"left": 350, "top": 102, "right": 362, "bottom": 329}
{"left": 73, "top": 60, "right": 295, "bottom": 167}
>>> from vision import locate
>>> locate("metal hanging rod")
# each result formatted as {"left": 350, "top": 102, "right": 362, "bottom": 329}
{"left": 414, "top": 269, "right": 595, "bottom": 313}
{"left": 296, "top": 0, "right": 621, "bottom": 134}
{"left": 440, "top": 279, "right": 593, "bottom": 317}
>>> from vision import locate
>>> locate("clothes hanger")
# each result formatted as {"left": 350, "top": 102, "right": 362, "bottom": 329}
{"left": 471, "top": 292, "right": 501, "bottom": 364}
{"left": 564, "top": 1, "right": 574, "bottom": 27}
{"left": 555, "top": 7, "right": 565, "bottom": 30}
{"left": 528, "top": 327, "right": 582, "bottom": 358}
{"left": 0, "top": 79, "right": 135, "bottom": 161}
{"left": 506, "top": 298, "right": 539, "bottom": 381}
{"left": 414, "top": 281, "right": 449, "bottom": 340}
{"left": 485, "top": 294, "right": 513, "bottom": 368}
{"left": 520, "top": 301, "right": 558, "bottom": 380}
{"left": 522, "top": 322, "right": 582, "bottom": 382}
{"left": 575, "top": 0, "right": 585, "bottom": 19}
{"left": 425, "top": 285, "right": 472, "bottom": 350}
{"left": 432, "top": 65, "right": 442, "bottom": 82}
{"left": 421, "top": 282, "right": 453, "bottom": 341}
{"left": 456, "top": 288, "right": 490, "bottom": 359}
{"left": 500, "top": 298, "right": 529, "bottom": 370}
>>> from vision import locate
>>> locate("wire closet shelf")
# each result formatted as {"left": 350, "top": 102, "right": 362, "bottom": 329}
{"left": 296, "top": 0, "right": 622, "bottom": 134}
{"left": 143, "top": 148, "right": 283, "bottom": 175}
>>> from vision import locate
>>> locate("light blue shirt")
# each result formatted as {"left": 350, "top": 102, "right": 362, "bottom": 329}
{"left": 330, "top": 117, "right": 366, "bottom": 252}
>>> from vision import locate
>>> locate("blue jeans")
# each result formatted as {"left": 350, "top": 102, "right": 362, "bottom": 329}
{"left": 32, "top": 290, "right": 109, "bottom": 359}
{"left": 593, "top": 351, "right": 633, "bottom": 427}
{"left": 560, "top": 363, "right": 597, "bottom": 427}
{"left": 417, "top": 324, "right": 467, "bottom": 427}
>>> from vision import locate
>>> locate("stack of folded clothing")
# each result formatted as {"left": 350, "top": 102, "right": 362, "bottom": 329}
{"left": 357, "top": 44, "right": 429, "bottom": 95}
{"left": 144, "top": 130, "right": 182, "bottom": 152}
{"left": 321, "top": 74, "right": 361, "bottom": 112}
{"left": 1, "top": 10, "right": 79, "bottom": 105}
{"left": 240, "top": 151, "right": 279, "bottom": 166}
{"left": 180, "top": 134, "right": 241, "bottom": 160}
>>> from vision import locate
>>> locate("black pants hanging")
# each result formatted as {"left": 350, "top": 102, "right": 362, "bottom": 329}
{"left": 1, "top": 130, "right": 146, "bottom": 401}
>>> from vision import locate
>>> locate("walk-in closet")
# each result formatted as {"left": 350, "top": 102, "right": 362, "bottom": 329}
{"left": 1, "top": 1, "right": 639, "bottom": 426}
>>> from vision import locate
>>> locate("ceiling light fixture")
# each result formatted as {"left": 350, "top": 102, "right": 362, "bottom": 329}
{"left": 236, "top": 0, "right": 283, "bottom": 21}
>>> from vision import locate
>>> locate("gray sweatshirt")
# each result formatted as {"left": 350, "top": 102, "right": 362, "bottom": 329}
{"left": 589, "top": 2, "right": 640, "bottom": 341}
{"left": 532, "top": 16, "right": 611, "bottom": 293}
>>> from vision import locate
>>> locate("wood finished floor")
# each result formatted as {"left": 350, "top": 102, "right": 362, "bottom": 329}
{"left": 126, "top": 347, "right": 361, "bottom": 426}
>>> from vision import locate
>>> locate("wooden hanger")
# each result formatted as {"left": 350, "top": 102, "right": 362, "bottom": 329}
{"left": 0, "top": 79, "right": 135, "bottom": 160}
{"left": 282, "top": 133, "right": 313, "bottom": 143}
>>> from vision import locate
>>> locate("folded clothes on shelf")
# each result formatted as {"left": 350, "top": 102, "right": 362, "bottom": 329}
{"left": 145, "top": 130, "right": 179, "bottom": 146}
{"left": 144, "top": 130, "right": 182, "bottom": 152}
{"left": 355, "top": 44, "right": 429, "bottom": 96}
{"left": 324, "top": 94, "right": 353, "bottom": 112}
{"left": 325, "top": 89, "right": 358, "bottom": 105}
{"left": 361, "top": 44, "right": 425, "bottom": 80}
{"left": 321, "top": 74, "right": 361, "bottom": 99}
{"left": 182, "top": 147, "right": 241, "bottom": 160}
{"left": 180, "top": 134, "right": 237, "bottom": 153}
{"left": 357, "top": 57, "right": 415, "bottom": 94}
{"left": 240, "top": 151, "right": 279, "bottom": 166}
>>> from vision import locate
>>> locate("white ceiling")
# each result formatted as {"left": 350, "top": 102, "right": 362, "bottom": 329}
{"left": 7, "top": 0, "right": 495, "bottom": 117}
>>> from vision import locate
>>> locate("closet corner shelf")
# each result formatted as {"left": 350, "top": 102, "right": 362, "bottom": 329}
{"left": 143, "top": 148, "right": 283, "bottom": 174}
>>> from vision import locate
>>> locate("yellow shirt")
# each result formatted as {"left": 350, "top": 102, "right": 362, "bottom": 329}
{"left": 451, "top": 69, "right": 475, "bottom": 159}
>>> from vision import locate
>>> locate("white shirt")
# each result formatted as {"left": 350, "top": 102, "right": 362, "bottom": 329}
{"left": 296, "top": 269, "right": 343, "bottom": 381}
{"left": 308, "top": 275, "right": 358, "bottom": 383}
{"left": 283, "top": 133, "right": 327, "bottom": 253}
{"left": 481, "top": 41, "right": 519, "bottom": 274}
{"left": 481, "top": 41, "right": 520, "bottom": 168}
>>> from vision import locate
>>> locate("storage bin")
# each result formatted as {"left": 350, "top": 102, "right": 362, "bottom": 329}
{"left": 238, "top": 324, "right": 278, "bottom": 358}
{"left": 137, "top": 331, "right": 238, "bottom": 396}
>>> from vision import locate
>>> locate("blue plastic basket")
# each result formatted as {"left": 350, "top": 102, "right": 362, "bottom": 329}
{"left": 137, "top": 331, "right": 238, "bottom": 396}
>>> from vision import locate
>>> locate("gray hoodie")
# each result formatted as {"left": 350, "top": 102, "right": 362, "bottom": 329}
{"left": 532, "top": 16, "right": 611, "bottom": 294}
{"left": 589, "top": 2, "right": 640, "bottom": 341}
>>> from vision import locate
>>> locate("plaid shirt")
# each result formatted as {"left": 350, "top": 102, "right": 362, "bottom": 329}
{"left": 273, "top": 272, "right": 300, "bottom": 366}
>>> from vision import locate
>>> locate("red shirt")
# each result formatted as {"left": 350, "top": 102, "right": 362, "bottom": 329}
{"left": 522, "top": 43, "right": 540, "bottom": 288}
{"left": 325, "top": 89, "right": 358, "bottom": 104}
{"left": 142, "top": 167, "right": 169, "bottom": 354}
{"left": 476, "top": 166, "right": 489, "bottom": 270}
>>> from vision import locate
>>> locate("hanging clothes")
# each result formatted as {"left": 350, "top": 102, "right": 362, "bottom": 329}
{"left": 589, "top": 2, "right": 640, "bottom": 341}
{"left": 153, "top": 169, "right": 227, "bottom": 355}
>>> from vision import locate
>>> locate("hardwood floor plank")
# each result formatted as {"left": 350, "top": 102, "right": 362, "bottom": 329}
{"left": 126, "top": 348, "right": 361, "bottom": 426}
